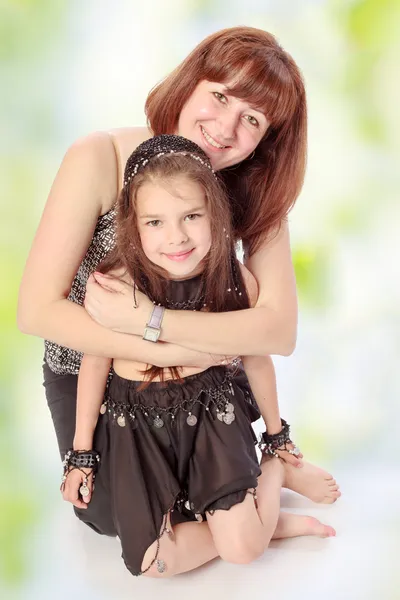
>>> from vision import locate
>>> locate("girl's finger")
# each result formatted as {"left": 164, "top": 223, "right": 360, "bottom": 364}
{"left": 62, "top": 488, "right": 87, "bottom": 509}
{"left": 277, "top": 451, "right": 303, "bottom": 468}
{"left": 82, "top": 485, "right": 93, "bottom": 504}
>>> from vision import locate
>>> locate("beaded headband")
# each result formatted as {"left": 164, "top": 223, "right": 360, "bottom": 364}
{"left": 123, "top": 134, "right": 215, "bottom": 186}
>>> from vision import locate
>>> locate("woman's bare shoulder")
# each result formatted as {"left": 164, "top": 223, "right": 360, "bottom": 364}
{"left": 69, "top": 127, "right": 152, "bottom": 213}
{"left": 108, "top": 127, "right": 153, "bottom": 179}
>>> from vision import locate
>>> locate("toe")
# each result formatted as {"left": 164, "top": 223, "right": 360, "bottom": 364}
{"left": 329, "top": 490, "right": 341, "bottom": 499}
{"left": 322, "top": 490, "right": 341, "bottom": 504}
{"left": 322, "top": 525, "right": 336, "bottom": 538}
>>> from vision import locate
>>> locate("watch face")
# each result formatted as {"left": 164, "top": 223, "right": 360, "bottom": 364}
{"left": 144, "top": 326, "right": 160, "bottom": 342}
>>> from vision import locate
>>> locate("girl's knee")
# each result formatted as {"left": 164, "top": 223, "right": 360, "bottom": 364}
{"left": 214, "top": 526, "right": 265, "bottom": 565}
{"left": 218, "top": 535, "right": 264, "bottom": 565}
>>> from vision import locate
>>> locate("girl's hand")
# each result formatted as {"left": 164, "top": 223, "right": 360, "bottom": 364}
{"left": 61, "top": 468, "right": 94, "bottom": 509}
{"left": 84, "top": 272, "right": 151, "bottom": 334}
{"left": 276, "top": 442, "right": 304, "bottom": 468}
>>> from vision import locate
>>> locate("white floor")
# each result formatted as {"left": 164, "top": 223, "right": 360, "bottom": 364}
{"left": 10, "top": 353, "right": 400, "bottom": 600}
{"left": 18, "top": 461, "right": 400, "bottom": 600}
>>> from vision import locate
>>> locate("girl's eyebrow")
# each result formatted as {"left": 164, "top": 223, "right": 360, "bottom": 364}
{"left": 140, "top": 206, "right": 205, "bottom": 219}
{"left": 139, "top": 213, "right": 163, "bottom": 219}
{"left": 183, "top": 206, "right": 205, "bottom": 213}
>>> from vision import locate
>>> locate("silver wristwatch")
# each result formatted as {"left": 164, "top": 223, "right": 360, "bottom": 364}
{"left": 143, "top": 305, "right": 165, "bottom": 342}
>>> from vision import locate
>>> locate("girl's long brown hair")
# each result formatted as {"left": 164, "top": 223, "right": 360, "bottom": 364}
{"left": 99, "top": 153, "right": 249, "bottom": 386}
{"left": 145, "top": 26, "right": 307, "bottom": 255}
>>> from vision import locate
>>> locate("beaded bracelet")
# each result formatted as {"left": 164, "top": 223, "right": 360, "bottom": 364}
{"left": 258, "top": 419, "right": 299, "bottom": 458}
{"left": 60, "top": 449, "right": 101, "bottom": 498}
{"left": 62, "top": 449, "right": 101, "bottom": 472}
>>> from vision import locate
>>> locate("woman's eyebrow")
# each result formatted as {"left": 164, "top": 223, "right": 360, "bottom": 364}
{"left": 222, "top": 87, "right": 266, "bottom": 116}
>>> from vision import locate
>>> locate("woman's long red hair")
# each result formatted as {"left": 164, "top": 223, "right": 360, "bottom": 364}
{"left": 145, "top": 26, "right": 307, "bottom": 254}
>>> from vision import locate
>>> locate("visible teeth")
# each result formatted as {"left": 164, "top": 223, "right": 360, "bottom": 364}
{"left": 201, "top": 127, "right": 225, "bottom": 149}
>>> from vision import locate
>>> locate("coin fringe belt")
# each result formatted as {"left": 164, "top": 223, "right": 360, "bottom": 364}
{"left": 99, "top": 374, "right": 238, "bottom": 429}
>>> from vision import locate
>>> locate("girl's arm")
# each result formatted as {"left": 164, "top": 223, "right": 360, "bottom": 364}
{"left": 238, "top": 263, "right": 282, "bottom": 434}
{"left": 17, "top": 132, "right": 225, "bottom": 370}
{"left": 87, "top": 222, "right": 297, "bottom": 357}
{"left": 61, "top": 353, "right": 111, "bottom": 509}
{"left": 73, "top": 354, "right": 112, "bottom": 450}
{"left": 242, "top": 354, "right": 302, "bottom": 468}
{"left": 238, "top": 264, "right": 302, "bottom": 467}
{"left": 241, "top": 354, "right": 282, "bottom": 434}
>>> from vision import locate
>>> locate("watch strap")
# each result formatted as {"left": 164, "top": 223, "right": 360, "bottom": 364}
{"left": 147, "top": 305, "right": 165, "bottom": 329}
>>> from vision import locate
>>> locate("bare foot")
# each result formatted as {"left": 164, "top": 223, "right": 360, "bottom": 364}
{"left": 273, "top": 512, "right": 336, "bottom": 539}
{"left": 283, "top": 461, "right": 341, "bottom": 504}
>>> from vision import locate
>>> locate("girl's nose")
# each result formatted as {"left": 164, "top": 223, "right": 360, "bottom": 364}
{"left": 168, "top": 224, "right": 189, "bottom": 245}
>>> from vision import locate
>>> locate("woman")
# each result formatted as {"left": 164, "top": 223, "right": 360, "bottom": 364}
{"left": 18, "top": 26, "right": 340, "bottom": 540}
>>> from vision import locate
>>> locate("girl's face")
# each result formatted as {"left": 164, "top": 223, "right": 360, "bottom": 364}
{"left": 176, "top": 80, "right": 270, "bottom": 171}
{"left": 136, "top": 176, "right": 212, "bottom": 280}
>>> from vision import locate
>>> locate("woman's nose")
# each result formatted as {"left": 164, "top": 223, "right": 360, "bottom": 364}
{"left": 217, "top": 111, "right": 239, "bottom": 141}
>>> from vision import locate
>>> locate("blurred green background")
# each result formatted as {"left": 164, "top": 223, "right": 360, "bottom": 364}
{"left": 1, "top": 0, "right": 399, "bottom": 598}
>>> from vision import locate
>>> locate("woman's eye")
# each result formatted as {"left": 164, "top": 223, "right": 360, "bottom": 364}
{"left": 185, "top": 213, "right": 201, "bottom": 221}
{"left": 147, "top": 219, "right": 161, "bottom": 227}
{"left": 244, "top": 115, "right": 259, "bottom": 127}
{"left": 213, "top": 92, "right": 227, "bottom": 103}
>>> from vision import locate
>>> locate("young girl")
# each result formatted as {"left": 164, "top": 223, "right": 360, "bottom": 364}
{"left": 61, "top": 135, "right": 336, "bottom": 578}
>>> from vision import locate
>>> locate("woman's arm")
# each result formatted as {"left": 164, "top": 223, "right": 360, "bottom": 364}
{"left": 73, "top": 354, "right": 111, "bottom": 450}
{"left": 89, "top": 222, "right": 296, "bottom": 356}
{"left": 160, "top": 223, "right": 297, "bottom": 356}
{"left": 17, "top": 132, "right": 224, "bottom": 369}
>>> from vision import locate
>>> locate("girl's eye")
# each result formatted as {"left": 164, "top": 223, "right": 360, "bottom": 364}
{"left": 244, "top": 115, "right": 259, "bottom": 127}
{"left": 213, "top": 91, "right": 227, "bottom": 104}
{"left": 185, "top": 213, "right": 201, "bottom": 221}
{"left": 147, "top": 219, "right": 161, "bottom": 227}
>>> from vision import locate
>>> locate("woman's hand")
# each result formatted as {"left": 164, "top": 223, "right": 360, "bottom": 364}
{"left": 84, "top": 272, "right": 152, "bottom": 334}
{"left": 171, "top": 349, "right": 237, "bottom": 371}
{"left": 61, "top": 468, "right": 94, "bottom": 509}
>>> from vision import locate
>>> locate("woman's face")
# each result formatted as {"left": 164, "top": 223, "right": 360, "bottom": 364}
{"left": 176, "top": 80, "right": 270, "bottom": 171}
{"left": 136, "top": 176, "right": 212, "bottom": 280}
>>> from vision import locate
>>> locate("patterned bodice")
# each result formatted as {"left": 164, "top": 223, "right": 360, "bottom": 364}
{"left": 44, "top": 205, "right": 116, "bottom": 375}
